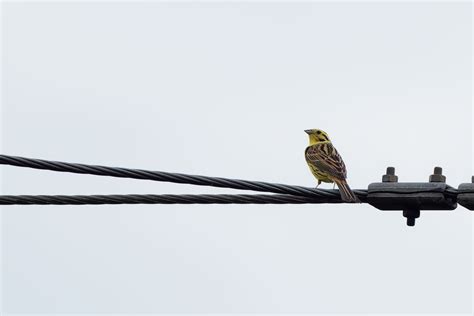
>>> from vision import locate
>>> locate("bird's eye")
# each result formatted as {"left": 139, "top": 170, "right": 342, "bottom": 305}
{"left": 316, "top": 131, "right": 321, "bottom": 134}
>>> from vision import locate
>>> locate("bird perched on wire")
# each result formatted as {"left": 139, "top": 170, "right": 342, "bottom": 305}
{"left": 304, "top": 129, "right": 359, "bottom": 203}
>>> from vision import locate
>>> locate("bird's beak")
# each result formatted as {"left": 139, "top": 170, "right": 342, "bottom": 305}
{"left": 304, "top": 129, "right": 312, "bottom": 134}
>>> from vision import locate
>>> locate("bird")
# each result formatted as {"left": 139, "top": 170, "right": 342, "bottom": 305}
{"left": 304, "top": 129, "right": 359, "bottom": 203}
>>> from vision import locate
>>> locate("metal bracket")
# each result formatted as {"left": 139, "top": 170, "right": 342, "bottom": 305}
{"left": 367, "top": 167, "right": 457, "bottom": 226}
{"left": 457, "top": 176, "right": 474, "bottom": 210}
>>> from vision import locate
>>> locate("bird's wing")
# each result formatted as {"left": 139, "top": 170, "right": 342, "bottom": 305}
{"left": 305, "top": 142, "right": 347, "bottom": 180}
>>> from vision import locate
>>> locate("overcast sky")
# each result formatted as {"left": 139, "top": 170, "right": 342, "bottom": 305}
{"left": 1, "top": 2, "right": 472, "bottom": 314}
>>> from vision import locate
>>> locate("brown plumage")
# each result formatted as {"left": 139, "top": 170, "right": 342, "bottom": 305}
{"left": 304, "top": 129, "right": 359, "bottom": 203}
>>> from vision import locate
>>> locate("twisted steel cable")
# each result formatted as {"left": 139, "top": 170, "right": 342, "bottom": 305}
{"left": 0, "top": 154, "right": 367, "bottom": 200}
{"left": 0, "top": 194, "right": 344, "bottom": 205}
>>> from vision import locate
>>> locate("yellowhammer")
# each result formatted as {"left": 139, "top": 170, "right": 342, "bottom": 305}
{"left": 304, "top": 129, "right": 359, "bottom": 203}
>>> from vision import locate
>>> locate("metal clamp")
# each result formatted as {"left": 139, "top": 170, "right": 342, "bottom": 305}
{"left": 457, "top": 176, "right": 474, "bottom": 210}
{"left": 367, "top": 167, "right": 457, "bottom": 226}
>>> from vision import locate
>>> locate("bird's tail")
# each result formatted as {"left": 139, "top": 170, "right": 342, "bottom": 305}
{"left": 334, "top": 179, "right": 359, "bottom": 203}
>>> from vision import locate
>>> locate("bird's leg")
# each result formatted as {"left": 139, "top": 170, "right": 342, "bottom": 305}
{"left": 332, "top": 183, "right": 336, "bottom": 189}
{"left": 315, "top": 180, "right": 322, "bottom": 189}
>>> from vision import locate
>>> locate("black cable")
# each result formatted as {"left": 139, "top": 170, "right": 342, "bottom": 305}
{"left": 0, "top": 154, "right": 462, "bottom": 208}
{"left": 0, "top": 154, "right": 367, "bottom": 200}
{"left": 0, "top": 194, "right": 344, "bottom": 205}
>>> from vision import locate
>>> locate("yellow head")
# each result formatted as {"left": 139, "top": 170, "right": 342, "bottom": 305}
{"left": 305, "top": 129, "right": 330, "bottom": 145}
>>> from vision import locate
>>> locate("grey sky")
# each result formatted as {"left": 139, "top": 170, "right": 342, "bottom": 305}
{"left": 1, "top": 1, "right": 472, "bottom": 314}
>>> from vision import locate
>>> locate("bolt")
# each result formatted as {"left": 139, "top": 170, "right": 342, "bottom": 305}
{"left": 429, "top": 166, "right": 446, "bottom": 183}
{"left": 382, "top": 167, "right": 398, "bottom": 182}
{"left": 403, "top": 209, "right": 420, "bottom": 227}
{"left": 406, "top": 217, "right": 416, "bottom": 226}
